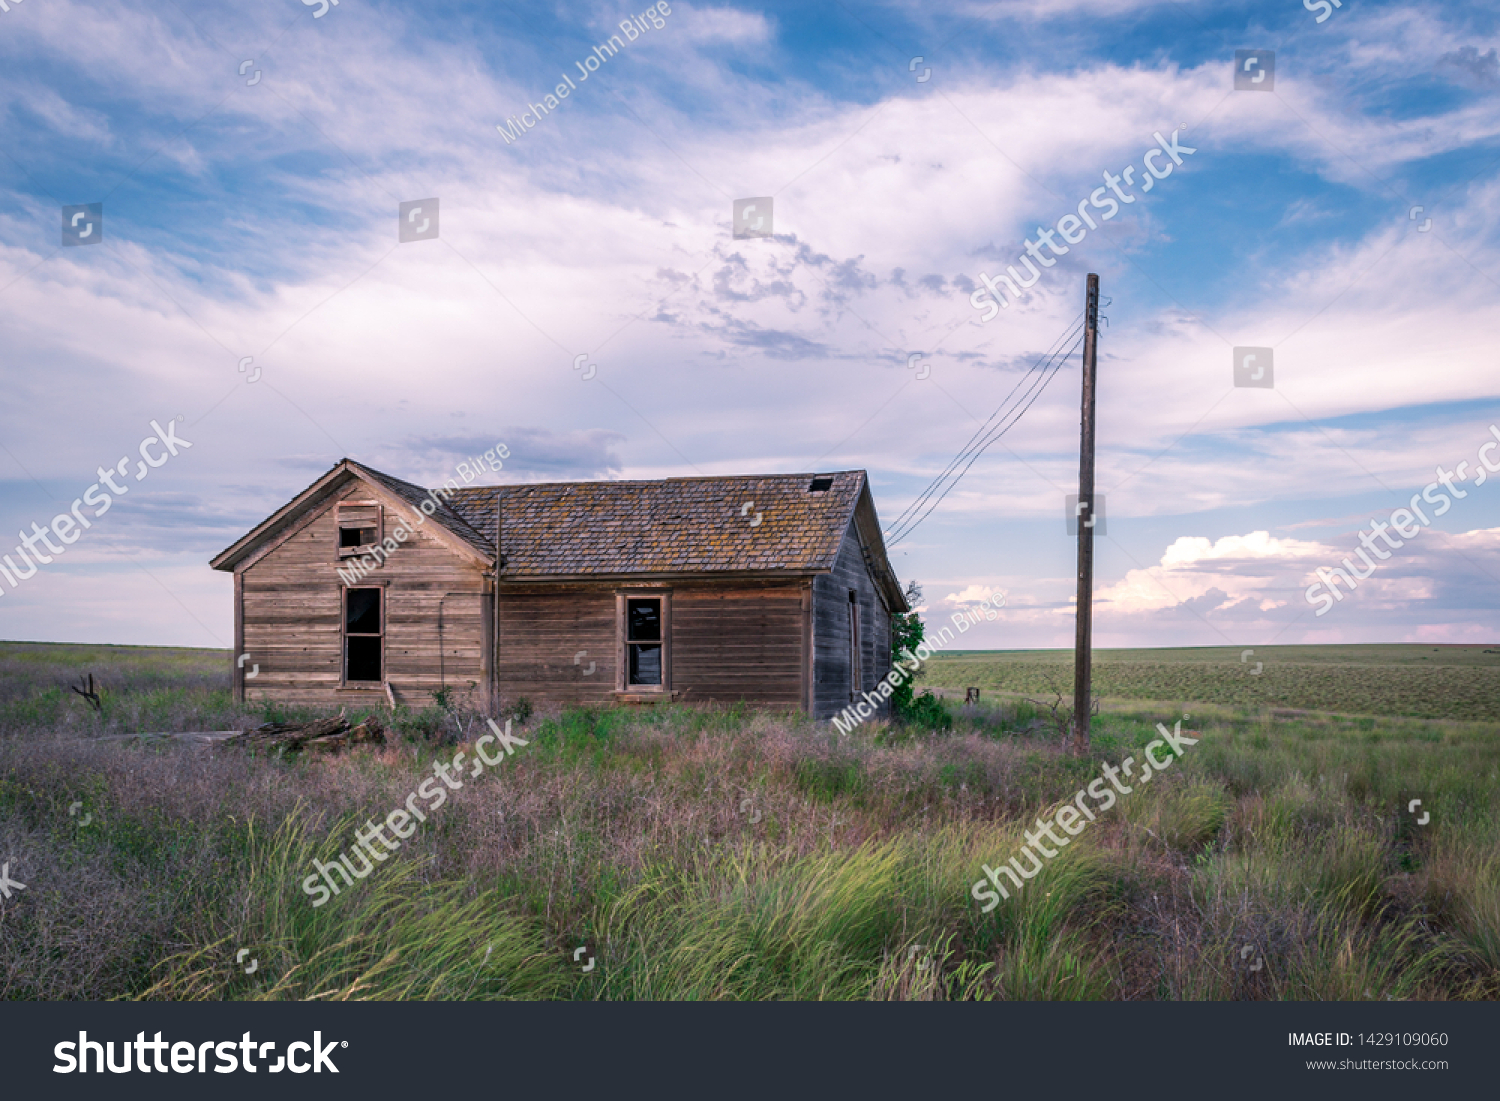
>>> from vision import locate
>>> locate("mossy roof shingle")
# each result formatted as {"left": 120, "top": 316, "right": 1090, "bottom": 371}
{"left": 444, "top": 470, "right": 866, "bottom": 576}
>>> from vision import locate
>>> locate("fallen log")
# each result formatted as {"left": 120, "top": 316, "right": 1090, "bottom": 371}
{"left": 224, "top": 714, "right": 385, "bottom": 755}
{"left": 301, "top": 719, "right": 386, "bottom": 754}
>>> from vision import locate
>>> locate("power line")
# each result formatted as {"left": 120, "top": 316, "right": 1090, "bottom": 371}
{"left": 884, "top": 313, "right": 1084, "bottom": 545}
{"left": 884, "top": 330, "right": 1079, "bottom": 544}
{"left": 884, "top": 312, "right": 1083, "bottom": 539}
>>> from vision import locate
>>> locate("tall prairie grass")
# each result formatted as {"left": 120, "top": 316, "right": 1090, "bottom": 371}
{"left": 0, "top": 642, "right": 1495, "bottom": 1001}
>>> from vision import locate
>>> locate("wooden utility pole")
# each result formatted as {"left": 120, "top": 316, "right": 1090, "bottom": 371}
{"left": 492, "top": 490, "right": 504, "bottom": 716}
{"left": 1071, "top": 273, "right": 1100, "bottom": 756}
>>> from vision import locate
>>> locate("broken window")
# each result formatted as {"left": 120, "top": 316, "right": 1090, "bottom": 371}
{"left": 626, "top": 598, "right": 662, "bottom": 686}
{"left": 338, "top": 503, "right": 382, "bottom": 557}
{"left": 345, "top": 587, "right": 383, "bottom": 682}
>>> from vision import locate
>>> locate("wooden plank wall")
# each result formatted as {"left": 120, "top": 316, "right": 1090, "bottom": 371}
{"left": 240, "top": 481, "right": 489, "bottom": 709}
{"left": 812, "top": 520, "right": 893, "bottom": 719}
{"left": 673, "top": 585, "right": 803, "bottom": 709}
{"left": 494, "top": 585, "right": 617, "bottom": 706}
{"left": 495, "top": 580, "right": 805, "bottom": 710}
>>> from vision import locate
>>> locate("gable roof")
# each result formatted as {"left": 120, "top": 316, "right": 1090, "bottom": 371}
{"left": 208, "top": 459, "right": 493, "bottom": 572}
{"left": 211, "top": 462, "right": 907, "bottom": 611}
{"left": 356, "top": 463, "right": 493, "bottom": 559}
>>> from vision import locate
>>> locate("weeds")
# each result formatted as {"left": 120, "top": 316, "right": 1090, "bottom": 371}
{"left": 0, "top": 641, "right": 1495, "bottom": 1000}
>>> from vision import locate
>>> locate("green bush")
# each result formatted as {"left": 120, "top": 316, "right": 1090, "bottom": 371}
{"left": 897, "top": 690, "right": 953, "bottom": 732}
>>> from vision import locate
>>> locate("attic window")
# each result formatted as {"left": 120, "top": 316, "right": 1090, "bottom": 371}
{"left": 809, "top": 477, "right": 833, "bottom": 492}
{"left": 338, "top": 502, "right": 383, "bottom": 557}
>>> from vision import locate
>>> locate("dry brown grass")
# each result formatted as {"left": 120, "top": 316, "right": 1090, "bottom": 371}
{"left": 0, "top": 641, "right": 1495, "bottom": 1000}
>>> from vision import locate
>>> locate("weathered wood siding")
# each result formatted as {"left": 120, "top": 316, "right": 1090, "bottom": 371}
{"left": 494, "top": 585, "right": 616, "bottom": 705}
{"left": 495, "top": 580, "right": 805, "bottom": 710}
{"left": 238, "top": 481, "right": 489, "bottom": 708}
{"left": 673, "top": 584, "right": 804, "bottom": 709}
{"left": 811, "top": 519, "right": 893, "bottom": 720}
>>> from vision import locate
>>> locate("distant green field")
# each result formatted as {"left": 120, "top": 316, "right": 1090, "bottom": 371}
{"left": 0, "top": 641, "right": 228, "bottom": 701}
{"left": 924, "top": 644, "right": 1500, "bottom": 723}
{"left": 5, "top": 640, "right": 1499, "bottom": 722}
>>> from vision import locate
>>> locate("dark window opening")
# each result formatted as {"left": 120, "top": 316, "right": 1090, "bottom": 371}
{"left": 340, "top": 526, "right": 377, "bottom": 549}
{"left": 345, "top": 587, "right": 382, "bottom": 682}
{"left": 809, "top": 476, "right": 833, "bottom": 492}
{"left": 626, "top": 598, "right": 662, "bottom": 686}
{"left": 337, "top": 503, "right": 382, "bottom": 557}
{"left": 347, "top": 588, "right": 381, "bottom": 634}
{"left": 346, "top": 636, "right": 382, "bottom": 682}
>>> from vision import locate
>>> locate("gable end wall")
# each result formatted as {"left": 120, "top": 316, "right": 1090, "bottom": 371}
{"left": 238, "top": 481, "right": 489, "bottom": 709}
{"left": 812, "top": 519, "right": 892, "bottom": 720}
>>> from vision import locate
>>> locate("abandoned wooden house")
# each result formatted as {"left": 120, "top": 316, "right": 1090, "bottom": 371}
{"left": 209, "top": 460, "right": 908, "bottom": 720}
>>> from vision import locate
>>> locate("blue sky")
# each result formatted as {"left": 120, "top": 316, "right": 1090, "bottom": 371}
{"left": 1, "top": 0, "right": 1498, "bottom": 650}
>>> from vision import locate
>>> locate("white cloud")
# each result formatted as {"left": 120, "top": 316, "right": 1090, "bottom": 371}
{"left": 1, "top": 0, "right": 1498, "bottom": 648}
{"left": 943, "top": 583, "right": 1003, "bottom": 605}
{"left": 1094, "top": 531, "right": 1328, "bottom": 616}
{"left": 668, "top": 4, "right": 774, "bottom": 46}
{"left": 1159, "top": 531, "right": 1324, "bottom": 569}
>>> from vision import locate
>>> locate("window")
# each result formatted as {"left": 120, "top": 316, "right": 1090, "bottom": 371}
{"left": 616, "top": 592, "right": 671, "bottom": 694}
{"left": 848, "top": 589, "right": 862, "bottom": 699}
{"left": 338, "top": 503, "right": 382, "bottom": 557}
{"left": 626, "top": 598, "right": 662, "bottom": 686}
{"left": 345, "top": 587, "right": 383, "bottom": 682}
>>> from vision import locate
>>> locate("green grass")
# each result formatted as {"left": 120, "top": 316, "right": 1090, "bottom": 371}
{"left": 0, "top": 639, "right": 1496, "bottom": 1001}
{"left": 924, "top": 644, "right": 1500, "bottom": 722}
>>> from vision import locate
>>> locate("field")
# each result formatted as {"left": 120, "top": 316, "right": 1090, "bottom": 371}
{"left": 0, "top": 640, "right": 1496, "bottom": 1001}
{"left": 923, "top": 645, "right": 1500, "bottom": 723}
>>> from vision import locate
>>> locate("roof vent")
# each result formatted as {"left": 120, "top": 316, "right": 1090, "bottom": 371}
{"left": 809, "top": 476, "right": 833, "bottom": 492}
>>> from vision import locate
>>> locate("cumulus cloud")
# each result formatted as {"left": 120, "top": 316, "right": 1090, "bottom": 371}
{"left": 1075, "top": 526, "right": 1500, "bottom": 645}
{"left": 1, "top": 0, "right": 1498, "bottom": 647}
{"left": 943, "top": 583, "right": 1004, "bottom": 606}
{"left": 1096, "top": 532, "right": 1329, "bottom": 616}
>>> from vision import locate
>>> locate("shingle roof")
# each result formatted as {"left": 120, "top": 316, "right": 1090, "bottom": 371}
{"left": 212, "top": 462, "right": 902, "bottom": 609}
{"left": 352, "top": 462, "right": 494, "bottom": 559}
{"left": 445, "top": 470, "right": 867, "bottom": 576}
